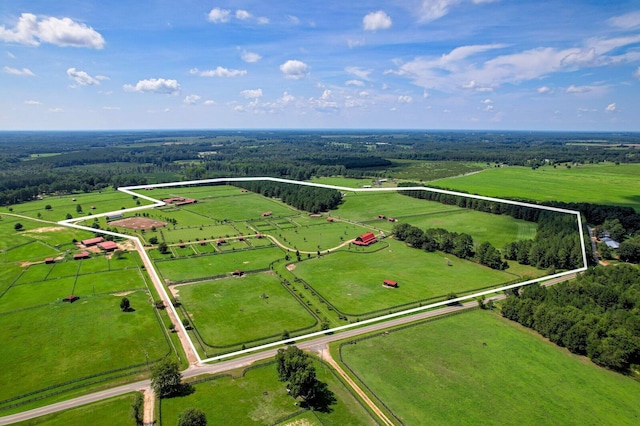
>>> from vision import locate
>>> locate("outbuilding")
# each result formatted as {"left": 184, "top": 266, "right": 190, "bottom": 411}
{"left": 81, "top": 237, "right": 104, "bottom": 246}
{"left": 383, "top": 280, "right": 398, "bottom": 288}
{"left": 98, "top": 241, "right": 118, "bottom": 251}
{"left": 354, "top": 232, "right": 377, "bottom": 246}
{"left": 73, "top": 251, "right": 90, "bottom": 260}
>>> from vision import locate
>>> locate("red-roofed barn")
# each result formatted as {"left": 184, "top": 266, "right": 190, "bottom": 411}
{"left": 98, "top": 241, "right": 118, "bottom": 251}
{"left": 81, "top": 237, "right": 104, "bottom": 246}
{"left": 353, "top": 232, "right": 377, "bottom": 246}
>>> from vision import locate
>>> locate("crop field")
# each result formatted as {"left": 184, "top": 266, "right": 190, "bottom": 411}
{"left": 292, "top": 239, "right": 514, "bottom": 316}
{"left": 339, "top": 310, "right": 640, "bottom": 424}
{"left": 435, "top": 163, "right": 640, "bottom": 211}
{"left": 177, "top": 273, "right": 316, "bottom": 348}
{"left": 159, "top": 360, "right": 376, "bottom": 426}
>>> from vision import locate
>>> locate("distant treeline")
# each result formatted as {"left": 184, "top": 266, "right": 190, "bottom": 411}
{"left": 233, "top": 181, "right": 342, "bottom": 214}
{"left": 502, "top": 265, "right": 640, "bottom": 374}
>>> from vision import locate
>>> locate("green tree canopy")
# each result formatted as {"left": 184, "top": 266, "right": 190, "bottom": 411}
{"left": 177, "top": 408, "right": 207, "bottom": 426}
{"left": 150, "top": 358, "right": 182, "bottom": 398}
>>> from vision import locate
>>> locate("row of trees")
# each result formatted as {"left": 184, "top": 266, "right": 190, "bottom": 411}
{"left": 234, "top": 181, "right": 342, "bottom": 213}
{"left": 392, "top": 223, "right": 507, "bottom": 270}
{"left": 501, "top": 265, "right": 640, "bottom": 373}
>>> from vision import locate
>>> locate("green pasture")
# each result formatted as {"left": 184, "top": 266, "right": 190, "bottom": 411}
{"left": 0, "top": 264, "right": 23, "bottom": 293}
{"left": 74, "top": 269, "right": 146, "bottom": 296}
{"left": 182, "top": 193, "right": 296, "bottom": 222}
{"left": 339, "top": 309, "right": 640, "bottom": 425}
{"left": 247, "top": 237, "right": 273, "bottom": 248}
{"left": 435, "top": 163, "right": 640, "bottom": 211}
{"left": 19, "top": 393, "right": 138, "bottom": 426}
{"left": 46, "top": 260, "right": 81, "bottom": 279}
{"left": 155, "top": 223, "right": 238, "bottom": 244}
{"left": 0, "top": 277, "right": 76, "bottom": 313}
{"left": 159, "top": 360, "right": 376, "bottom": 426}
{"left": 13, "top": 263, "right": 54, "bottom": 285}
{"left": 308, "top": 176, "right": 377, "bottom": 188}
{"left": 155, "top": 247, "right": 285, "bottom": 283}
{"left": 292, "top": 239, "right": 513, "bottom": 316}
{"left": 3, "top": 240, "right": 60, "bottom": 263}
{"left": 22, "top": 226, "right": 92, "bottom": 248}
{"left": 78, "top": 256, "right": 110, "bottom": 274}
{"left": 134, "top": 182, "right": 242, "bottom": 200}
{"left": 0, "top": 291, "right": 169, "bottom": 404}
{"left": 400, "top": 209, "right": 538, "bottom": 248}
{"left": 333, "top": 191, "right": 461, "bottom": 223}
{"left": 5, "top": 189, "right": 149, "bottom": 222}
{"left": 276, "top": 221, "right": 367, "bottom": 252}
{"left": 178, "top": 273, "right": 315, "bottom": 348}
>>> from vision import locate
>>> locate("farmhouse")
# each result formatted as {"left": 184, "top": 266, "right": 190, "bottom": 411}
{"left": 97, "top": 241, "right": 118, "bottom": 252}
{"left": 81, "top": 237, "right": 104, "bottom": 246}
{"left": 383, "top": 279, "right": 398, "bottom": 288}
{"left": 73, "top": 251, "right": 90, "bottom": 260}
{"left": 353, "top": 232, "right": 377, "bottom": 246}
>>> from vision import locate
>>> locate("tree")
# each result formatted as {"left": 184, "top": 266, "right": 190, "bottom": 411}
{"left": 178, "top": 408, "right": 207, "bottom": 426}
{"left": 618, "top": 236, "right": 640, "bottom": 263}
{"left": 120, "top": 297, "right": 130, "bottom": 312}
{"left": 14, "top": 222, "right": 23, "bottom": 231}
{"left": 182, "top": 318, "right": 191, "bottom": 329}
{"left": 130, "top": 392, "right": 144, "bottom": 426}
{"left": 150, "top": 358, "right": 182, "bottom": 398}
{"left": 158, "top": 242, "right": 169, "bottom": 254}
{"left": 76, "top": 204, "right": 82, "bottom": 213}
{"left": 149, "top": 236, "right": 159, "bottom": 245}
{"left": 65, "top": 213, "right": 72, "bottom": 220}
{"left": 275, "top": 346, "right": 317, "bottom": 400}
{"left": 45, "top": 204, "right": 52, "bottom": 210}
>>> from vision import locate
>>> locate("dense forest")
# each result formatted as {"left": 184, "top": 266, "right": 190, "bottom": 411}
{"left": 1, "top": 130, "right": 639, "bottom": 207}
{"left": 233, "top": 181, "right": 342, "bottom": 214}
{"left": 501, "top": 265, "right": 640, "bottom": 374}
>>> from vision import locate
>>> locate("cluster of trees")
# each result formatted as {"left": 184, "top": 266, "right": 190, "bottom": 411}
{"left": 275, "top": 346, "right": 335, "bottom": 411}
{"left": 503, "top": 213, "right": 584, "bottom": 270}
{"left": 501, "top": 265, "right": 640, "bottom": 373}
{"left": 618, "top": 236, "right": 640, "bottom": 263}
{"left": 392, "top": 223, "right": 506, "bottom": 269}
{"left": 234, "top": 181, "right": 342, "bottom": 213}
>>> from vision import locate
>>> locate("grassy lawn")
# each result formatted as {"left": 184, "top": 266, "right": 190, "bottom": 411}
{"left": 292, "top": 239, "right": 513, "bottom": 316}
{"left": 155, "top": 247, "right": 285, "bottom": 283}
{"left": 276, "top": 221, "right": 368, "bottom": 252}
{"left": 178, "top": 273, "right": 316, "bottom": 348}
{"left": 0, "top": 277, "right": 76, "bottom": 312}
{"left": 385, "top": 159, "right": 485, "bottom": 182}
{"left": 183, "top": 192, "right": 297, "bottom": 222}
{"left": 0, "top": 291, "right": 169, "bottom": 405}
{"left": 339, "top": 309, "right": 640, "bottom": 425}
{"left": 159, "top": 360, "right": 376, "bottom": 426}
{"left": 74, "top": 269, "right": 147, "bottom": 295}
{"left": 435, "top": 163, "right": 640, "bottom": 211}
{"left": 3, "top": 240, "right": 60, "bottom": 263}
{"left": 18, "top": 393, "right": 138, "bottom": 426}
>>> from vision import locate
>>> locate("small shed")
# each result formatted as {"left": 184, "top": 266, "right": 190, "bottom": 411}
{"left": 262, "top": 211, "right": 272, "bottom": 217}
{"left": 383, "top": 279, "right": 398, "bottom": 288}
{"left": 63, "top": 295, "right": 79, "bottom": 303}
{"left": 179, "top": 243, "right": 186, "bottom": 248}
{"left": 232, "top": 270, "right": 243, "bottom": 276}
{"left": 73, "top": 251, "right": 90, "bottom": 260}
{"left": 378, "top": 214, "right": 386, "bottom": 220}
{"left": 327, "top": 217, "right": 334, "bottom": 222}
{"left": 200, "top": 241, "right": 206, "bottom": 246}
{"left": 238, "top": 236, "right": 245, "bottom": 241}
{"left": 216, "top": 238, "right": 226, "bottom": 246}
{"left": 45, "top": 257, "right": 55, "bottom": 264}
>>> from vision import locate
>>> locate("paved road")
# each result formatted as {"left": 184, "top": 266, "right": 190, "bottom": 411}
{"left": 0, "top": 273, "right": 576, "bottom": 425}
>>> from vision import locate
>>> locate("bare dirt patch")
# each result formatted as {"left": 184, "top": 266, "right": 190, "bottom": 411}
{"left": 113, "top": 291, "right": 135, "bottom": 296}
{"left": 286, "top": 264, "right": 296, "bottom": 271}
{"left": 25, "top": 226, "right": 67, "bottom": 234}
{"left": 109, "top": 217, "right": 167, "bottom": 230}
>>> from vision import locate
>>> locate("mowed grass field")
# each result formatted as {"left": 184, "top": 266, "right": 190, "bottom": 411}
{"left": 159, "top": 360, "right": 376, "bottom": 426}
{"left": 292, "top": 239, "right": 514, "bottom": 316}
{"left": 339, "top": 309, "right": 640, "bottom": 425}
{"left": 435, "top": 163, "right": 640, "bottom": 211}
{"left": 177, "top": 273, "right": 316, "bottom": 347}
{"left": 18, "top": 393, "right": 138, "bottom": 426}
{"left": 156, "top": 247, "right": 285, "bottom": 282}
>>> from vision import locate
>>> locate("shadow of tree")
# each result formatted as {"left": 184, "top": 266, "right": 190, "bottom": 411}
{"left": 303, "top": 380, "right": 336, "bottom": 413}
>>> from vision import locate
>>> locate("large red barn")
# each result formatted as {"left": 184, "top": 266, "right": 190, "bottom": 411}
{"left": 353, "top": 232, "right": 377, "bottom": 246}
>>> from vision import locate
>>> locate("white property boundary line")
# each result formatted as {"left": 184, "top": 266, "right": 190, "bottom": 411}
{"left": 58, "top": 177, "right": 588, "bottom": 364}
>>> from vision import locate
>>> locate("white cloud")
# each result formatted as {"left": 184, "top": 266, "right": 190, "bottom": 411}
{"left": 240, "top": 51, "right": 262, "bottom": 63}
{"left": 184, "top": 94, "right": 201, "bottom": 105}
{"left": 280, "top": 60, "right": 310, "bottom": 79}
{"left": 190, "top": 67, "right": 247, "bottom": 77}
{"left": 417, "top": 0, "right": 497, "bottom": 23}
{"left": 608, "top": 11, "right": 640, "bottom": 29}
{"left": 605, "top": 102, "right": 617, "bottom": 112}
{"left": 257, "top": 17, "right": 270, "bottom": 25}
{"left": 103, "top": 106, "right": 120, "bottom": 110}
{"left": 481, "top": 98, "right": 492, "bottom": 104}
{"left": 288, "top": 15, "right": 300, "bottom": 25}
{"left": 363, "top": 10, "right": 392, "bottom": 31}
{"left": 48, "top": 108, "right": 63, "bottom": 113}
{"left": 208, "top": 8, "right": 231, "bottom": 23}
{"left": 67, "top": 67, "right": 101, "bottom": 86}
{"left": 123, "top": 78, "right": 181, "bottom": 95}
{"left": 347, "top": 38, "right": 366, "bottom": 48}
{"left": 280, "top": 92, "right": 295, "bottom": 105}
{"left": 203, "top": 100, "right": 216, "bottom": 105}
{"left": 566, "top": 85, "right": 591, "bottom": 94}
{"left": 7, "top": 52, "right": 15, "bottom": 58}
{"left": 236, "top": 10, "right": 251, "bottom": 20}
{"left": 3, "top": 66, "right": 34, "bottom": 76}
{"left": 397, "top": 95, "right": 413, "bottom": 103}
{"left": 345, "top": 66, "right": 372, "bottom": 81}
{"left": 240, "top": 88, "right": 263, "bottom": 99}
{"left": 0, "top": 13, "right": 104, "bottom": 49}
{"left": 537, "top": 86, "right": 551, "bottom": 94}
{"left": 634, "top": 67, "right": 640, "bottom": 79}
{"left": 24, "top": 100, "right": 41, "bottom": 105}
{"left": 346, "top": 79, "right": 365, "bottom": 87}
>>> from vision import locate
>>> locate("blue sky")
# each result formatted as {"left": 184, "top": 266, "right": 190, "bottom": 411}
{"left": 1, "top": 0, "right": 640, "bottom": 130}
